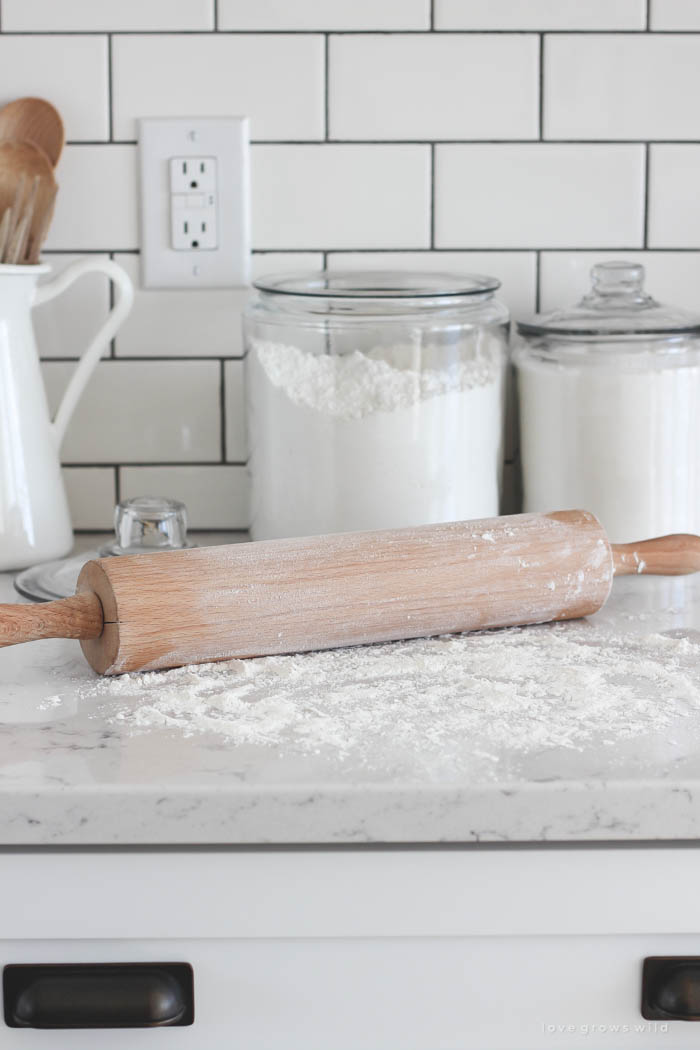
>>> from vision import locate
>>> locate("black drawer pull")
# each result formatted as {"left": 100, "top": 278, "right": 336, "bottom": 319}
{"left": 3, "top": 963, "right": 194, "bottom": 1029}
{"left": 642, "top": 957, "right": 700, "bottom": 1020}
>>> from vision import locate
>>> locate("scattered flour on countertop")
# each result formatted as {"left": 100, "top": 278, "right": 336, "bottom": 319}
{"left": 81, "top": 622, "right": 700, "bottom": 773}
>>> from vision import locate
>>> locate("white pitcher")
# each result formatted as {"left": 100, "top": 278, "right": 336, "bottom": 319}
{"left": 0, "top": 258, "right": 134, "bottom": 571}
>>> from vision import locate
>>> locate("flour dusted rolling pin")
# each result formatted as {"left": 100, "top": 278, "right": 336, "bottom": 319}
{"left": 1, "top": 510, "right": 699, "bottom": 675}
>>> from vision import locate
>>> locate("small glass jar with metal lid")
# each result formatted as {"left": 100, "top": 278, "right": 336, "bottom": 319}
{"left": 243, "top": 270, "right": 509, "bottom": 541}
{"left": 514, "top": 261, "right": 700, "bottom": 543}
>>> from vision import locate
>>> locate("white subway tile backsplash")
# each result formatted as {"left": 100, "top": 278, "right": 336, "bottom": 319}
{"left": 540, "top": 251, "right": 700, "bottom": 314}
{"left": 4, "top": 4, "right": 698, "bottom": 531}
{"left": 648, "top": 145, "right": 700, "bottom": 247}
{"left": 328, "top": 251, "right": 537, "bottom": 319}
{"left": 651, "top": 0, "right": 700, "bottom": 30}
{"left": 113, "top": 35, "right": 324, "bottom": 141}
{"left": 2, "top": 0, "right": 214, "bottom": 31}
{"left": 546, "top": 35, "right": 700, "bottom": 140}
{"left": 219, "top": 0, "right": 429, "bottom": 30}
{"left": 0, "top": 36, "right": 108, "bottom": 141}
{"left": 330, "top": 34, "right": 538, "bottom": 141}
{"left": 252, "top": 145, "right": 431, "bottom": 249}
{"left": 435, "top": 0, "right": 645, "bottom": 29}
{"left": 44, "top": 146, "right": 138, "bottom": 251}
{"left": 224, "top": 360, "right": 247, "bottom": 462}
{"left": 63, "top": 467, "right": 116, "bottom": 530}
{"left": 435, "top": 144, "right": 644, "bottom": 249}
{"left": 36, "top": 254, "right": 111, "bottom": 360}
{"left": 42, "top": 360, "right": 221, "bottom": 463}
{"left": 114, "top": 253, "right": 322, "bottom": 358}
{"left": 120, "top": 466, "right": 249, "bottom": 529}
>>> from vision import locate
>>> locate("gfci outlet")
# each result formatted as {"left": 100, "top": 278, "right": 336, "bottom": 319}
{"left": 139, "top": 117, "right": 250, "bottom": 289}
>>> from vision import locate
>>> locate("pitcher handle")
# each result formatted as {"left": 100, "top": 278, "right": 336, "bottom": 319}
{"left": 34, "top": 258, "right": 134, "bottom": 448}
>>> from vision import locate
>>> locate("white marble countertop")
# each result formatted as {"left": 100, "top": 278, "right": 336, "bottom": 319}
{"left": 1, "top": 534, "right": 700, "bottom": 846}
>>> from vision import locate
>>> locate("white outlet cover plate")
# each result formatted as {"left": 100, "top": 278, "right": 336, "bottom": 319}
{"left": 139, "top": 117, "right": 250, "bottom": 289}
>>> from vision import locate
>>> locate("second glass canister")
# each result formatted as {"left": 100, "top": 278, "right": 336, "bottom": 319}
{"left": 514, "top": 261, "right": 700, "bottom": 543}
{"left": 243, "top": 271, "right": 508, "bottom": 540}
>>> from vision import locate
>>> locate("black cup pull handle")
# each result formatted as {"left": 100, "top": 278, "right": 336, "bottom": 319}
{"left": 3, "top": 963, "right": 194, "bottom": 1029}
{"left": 642, "top": 957, "right": 700, "bottom": 1020}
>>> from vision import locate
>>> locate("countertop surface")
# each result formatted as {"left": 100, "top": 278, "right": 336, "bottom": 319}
{"left": 1, "top": 534, "right": 700, "bottom": 846}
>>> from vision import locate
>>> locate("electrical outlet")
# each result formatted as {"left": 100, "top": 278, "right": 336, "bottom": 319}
{"left": 139, "top": 118, "right": 249, "bottom": 289}
{"left": 170, "top": 158, "right": 218, "bottom": 250}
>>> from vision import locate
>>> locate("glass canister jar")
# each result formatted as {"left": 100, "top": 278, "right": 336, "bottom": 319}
{"left": 514, "top": 261, "right": 700, "bottom": 543}
{"left": 243, "top": 271, "right": 508, "bottom": 540}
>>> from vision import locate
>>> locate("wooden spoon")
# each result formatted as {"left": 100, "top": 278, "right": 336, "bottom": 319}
{"left": 0, "top": 97, "right": 64, "bottom": 167}
{"left": 0, "top": 140, "right": 57, "bottom": 263}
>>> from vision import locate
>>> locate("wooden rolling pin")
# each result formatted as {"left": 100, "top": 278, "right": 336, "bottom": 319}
{"left": 1, "top": 510, "right": 699, "bottom": 676}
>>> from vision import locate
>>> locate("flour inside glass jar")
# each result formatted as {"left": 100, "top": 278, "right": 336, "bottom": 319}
{"left": 247, "top": 337, "right": 504, "bottom": 540}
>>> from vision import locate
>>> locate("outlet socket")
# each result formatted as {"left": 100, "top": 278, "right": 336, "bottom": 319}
{"left": 139, "top": 118, "right": 249, "bottom": 289}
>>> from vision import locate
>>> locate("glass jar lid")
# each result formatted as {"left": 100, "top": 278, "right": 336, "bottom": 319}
{"left": 518, "top": 261, "right": 700, "bottom": 338}
{"left": 253, "top": 270, "right": 500, "bottom": 300}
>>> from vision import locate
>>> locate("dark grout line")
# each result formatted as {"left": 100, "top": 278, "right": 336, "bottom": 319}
{"left": 213, "top": 0, "right": 219, "bottom": 31}
{"left": 114, "top": 466, "right": 121, "bottom": 504}
{"left": 643, "top": 142, "right": 651, "bottom": 248}
{"left": 63, "top": 462, "right": 248, "bottom": 469}
{"left": 538, "top": 34, "right": 544, "bottom": 140}
{"left": 430, "top": 144, "right": 436, "bottom": 248}
{"left": 646, "top": 0, "right": 651, "bottom": 30}
{"left": 107, "top": 34, "right": 113, "bottom": 142}
{"left": 430, "top": 0, "right": 435, "bottom": 31}
{"left": 42, "top": 355, "right": 244, "bottom": 363}
{"left": 534, "top": 251, "right": 541, "bottom": 312}
{"left": 0, "top": 28, "right": 687, "bottom": 34}
{"left": 63, "top": 138, "right": 700, "bottom": 147}
{"left": 324, "top": 34, "right": 329, "bottom": 140}
{"left": 220, "top": 359, "right": 227, "bottom": 463}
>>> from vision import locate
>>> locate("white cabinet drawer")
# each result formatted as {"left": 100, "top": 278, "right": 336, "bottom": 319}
{"left": 1, "top": 933, "right": 699, "bottom": 1050}
{"left": 2, "top": 847, "right": 700, "bottom": 1048}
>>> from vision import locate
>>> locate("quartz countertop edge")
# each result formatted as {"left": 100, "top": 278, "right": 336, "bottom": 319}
{"left": 0, "top": 779, "right": 699, "bottom": 846}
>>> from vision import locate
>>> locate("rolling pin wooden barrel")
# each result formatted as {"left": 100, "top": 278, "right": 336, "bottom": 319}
{"left": 1, "top": 510, "right": 700, "bottom": 676}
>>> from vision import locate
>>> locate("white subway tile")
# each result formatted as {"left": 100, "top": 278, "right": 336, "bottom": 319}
{"left": 435, "top": 145, "right": 644, "bottom": 249}
{"left": 436, "top": 0, "right": 645, "bottom": 29}
{"left": 253, "top": 145, "right": 431, "bottom": 250}
{"left": 45, "top": 146, "right": 138, "bottom": 251}
{"left": 2, "top": 0, "right": 214, "bottom": 30}
{"left": 224, "top": 359, "right": 247, "bottom": 462}
{"left": 648, "top": 146, "right": 700, "bottom": 247}
{"left": 63, "top": 467, "right": 116, "bottom": 530}
{"left": 540, "top": 252, "right": 700, "bottom": 314}
{"left": 651, "top": 0, "right": 700, "bottom": 30}
{"left": 43, "top": 360, "right": 220, "bottom": 463}
{"left": 330, "top": 34, "right": 538, "bottom": 141}
{"left": 35, "top": 254, "right": 111, "bottom": 360}
{"left": 120, "top": 466, "right": 249, "bottom": 529}
{"left": 113, "top": 35, "right": 324, "bottom": 141}
{"left": 114, "top": 253, "right": 322, "bottom": 358}
{"left": 328, "top": 251, "right": 536, "bottom": 319}
{"left": 0, "top": 36, "right": 108, "bottom": 141}
{"left": 219, "top": 0, "right": 429, "bottom": 30}
{"left": 546, "top": 35, "right": 700, "bottom": 140}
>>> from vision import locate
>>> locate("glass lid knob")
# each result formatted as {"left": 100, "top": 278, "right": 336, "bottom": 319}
{"left": 113, "top": 496, "right": 189, "bottom": 553}
{"left": 583, "top": 260, "right": 654, "bottom": 309}
{"left": 591, "top": 261, "right": 644, "bottom": 295}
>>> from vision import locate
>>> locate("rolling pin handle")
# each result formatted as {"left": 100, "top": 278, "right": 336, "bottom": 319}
{"left": 0, "top": 592, "right": 104, "bottom": 647}
{"left": 612, "top": 533, "right": 700, "bottom": 576}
